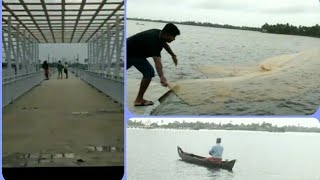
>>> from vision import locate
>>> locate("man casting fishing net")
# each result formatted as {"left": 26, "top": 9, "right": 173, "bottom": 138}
{"left": 127, "top": 23, "right": 180, "bottom": 106}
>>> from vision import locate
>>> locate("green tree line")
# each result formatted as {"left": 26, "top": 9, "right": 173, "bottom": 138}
{"left": 262, "top": 23, "right": 320, "bottom": 38}
{"left": 128, "top": 18, "right": 320, "bottom": 38}
{"left": 128, "top": 120, "right": 320, "bottom": 133}
{"left": 128, "top": 17, "right": 260, "bottom": 31}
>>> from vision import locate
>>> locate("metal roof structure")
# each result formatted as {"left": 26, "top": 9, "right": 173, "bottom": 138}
{"left": 2, "top": 0, "right": 124, "bottom": 43}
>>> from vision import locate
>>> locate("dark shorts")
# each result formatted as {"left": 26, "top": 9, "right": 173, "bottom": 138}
{"left": 45, "top": 69, "right": 49, "bottom": 76}
{"left": 127, "top": 57, "right": 155, "bottom": 79}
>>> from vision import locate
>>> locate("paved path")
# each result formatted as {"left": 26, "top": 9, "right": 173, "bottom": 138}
{"left": 2, "top": 72, "right": 123, "bottom": 167}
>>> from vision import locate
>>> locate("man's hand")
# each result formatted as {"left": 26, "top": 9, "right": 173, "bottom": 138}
{"left": 172, "top": 55, "right": 178, "bottom": 66}
{"left": 160, "top": 76, "right": 168, "bottom": 87}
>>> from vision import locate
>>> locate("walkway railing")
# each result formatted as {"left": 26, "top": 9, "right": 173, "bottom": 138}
{"left": 2, "top": 71, "right": 42, "bottom": 107}
{"left": 71, "top": 68, "right": 124, "bottom": 106}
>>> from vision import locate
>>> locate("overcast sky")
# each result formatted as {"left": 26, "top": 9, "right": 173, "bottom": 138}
{"left": 127, "top": 0, "right": 320, "bottom": 27}
{"left": 130, "top": 118, "right": 320, "bottom": 128}
{"left": 39, "top": 43, "right": 87, "bottom": 63}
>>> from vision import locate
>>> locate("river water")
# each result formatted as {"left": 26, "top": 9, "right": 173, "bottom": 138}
{"left": 126, "top": 20, "right": 320, "bottom": 115}
{"left": 127, "top": 128, "right": 320, "bottom": 180}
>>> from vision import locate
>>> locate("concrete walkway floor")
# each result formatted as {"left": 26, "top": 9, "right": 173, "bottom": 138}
{"left": 2, "top": 72, "right": 123, "bottom": 167}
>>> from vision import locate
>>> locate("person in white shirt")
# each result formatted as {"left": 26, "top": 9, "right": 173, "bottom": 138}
{"left": 206, "top": 138, "right": 224, "bottom": 163}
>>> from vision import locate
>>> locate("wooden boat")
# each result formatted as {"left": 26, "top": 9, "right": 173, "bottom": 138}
{"left": 177, "top": 146, "right": 236, "bottom": 171}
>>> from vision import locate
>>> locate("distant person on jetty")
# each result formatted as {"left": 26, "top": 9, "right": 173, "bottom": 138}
{"left": 57, "top": 60, "right": 63, "bottom": 79}
{"left": 42, "top": 61, "right": 49, "bottom": 80}
{"left": 64, "top": 62, "right": 68, "bottom": 79}
{"left": 127, "top": 23, "right": 180, "bottom": 106}
{"left": 206, "top": 138, "right": 224, "bottom": 163}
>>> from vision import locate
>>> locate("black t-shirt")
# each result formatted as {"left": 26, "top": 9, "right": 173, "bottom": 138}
{"left": 127, "top": 29, "right": 165, "bottom": 58}
{"left": 42, "top": 63, "right": 49, "bottom": 70}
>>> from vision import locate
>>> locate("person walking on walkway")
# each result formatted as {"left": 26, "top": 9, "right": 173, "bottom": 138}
{"left": 57, "top": 60, "right": 63, "bottom": 79}
{"left": 64, "top": 62, "right": 68, "bottom": 79}
{"left": 126, "top": 23, "right": 180, "bottom": 106}
{"left": 42, "top": 61, "right": 49, "bottom": 80}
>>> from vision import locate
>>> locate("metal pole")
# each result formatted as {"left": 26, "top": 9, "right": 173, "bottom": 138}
{"left": 23, "top": 30, "right": 27, "bottom": 74}
{"left": 32, "top": 40, "right": 38, "bottom": 72}
{"left": 2, "top": 32, "right": 9, "bottom": 77}
{"left": 37, "top": 42, "right": 39, "bottom": 72}
{"left": 106, "top": 24, "right": 111, "bottom": 76}
{"left": 87, "top": 43, "right": 89, "bottom": 70}
{"left": 16, "top": 24, "right": 21, "bottom": 75}
{"left": 34, "top": 40, "right": 37, "bottom": 72}
{"left": 119, "top": 29, "right": 124, "bottom": 78}
{"left": 7, "top": 16, "right": 13, "bottom": 76}
{"left": 90, "top": 42, "right": 93, "bottom": 71}
{"left": 95, "top": 34, "right": 99, "bottom": 71}
{"left": 88, "top": 42, "right": 90, "bottom": 70}
{"left": 27, "top": 34, "right": 31, "bottom": 73}
{"left": 77, "top": 53, "right": 79, "bottom": 75}
{"left": 99, "top": 28, "right": 106, "bottom": 75}
{"left": 114, "top": 15, "right": 120, "bottom": 78}
{"left": 92, "top": 41, "right": 95, "bottom": 71}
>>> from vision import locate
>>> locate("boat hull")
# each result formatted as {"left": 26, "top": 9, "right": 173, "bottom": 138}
{"left": 177, "top": 146, "right": 236, "bottom": 171}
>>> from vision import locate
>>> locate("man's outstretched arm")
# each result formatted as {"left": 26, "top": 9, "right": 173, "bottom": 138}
{"left": 163, "top": 42, "right": 178, "bottom": 66}
{"left": 153, "top": 56, "right": 168, "bottom": 87}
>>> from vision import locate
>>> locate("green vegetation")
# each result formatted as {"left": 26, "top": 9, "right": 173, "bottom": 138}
{"left": 262, "top": 23, "right": 320, "bottom": 38}
{"left": 127, "top": 120, "right": 320, "bottom": 133}
{"left": 128, "top": 17, "right": 320, "bottom": 38}
{"left": 128, "top": 17, "right": 261, "bottom": 31}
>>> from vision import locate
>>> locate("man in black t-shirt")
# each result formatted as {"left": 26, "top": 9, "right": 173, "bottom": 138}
{"left": 127, "top": 23, "right": 180, "bottom": 106}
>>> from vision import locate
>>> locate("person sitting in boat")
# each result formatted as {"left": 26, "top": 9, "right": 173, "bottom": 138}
{"left": 206, "top": 138, "right": 224, "bottom": 163}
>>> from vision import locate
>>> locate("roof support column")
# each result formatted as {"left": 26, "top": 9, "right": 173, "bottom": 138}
{"left": 88, "top": 42, "right": 92, "bottom": 70}
{"left": 95, "top": 34, "right": 100, "bottom": 71}
{"left": 22, "top": 30, "right": 28, "bottom": 74}
{"left": 89, "top": 42, "right": 92, "bottom": 71}
{"left": 2, "top": 29, "right": 9, "bottom": 77}
{"left": 91, "top": 39, "right": 97, "bottom": 71}
{"left": 27, "top": 34, "right": 31, "bottom": 73}
{"left": 114, "top": 15, "right": 121, "bottom": 79}
{"left": 33, "top": 39, "right": 36, "bottom": 72}
{"left": 30, "top": 38, "right": 35, "bottom": 73}
{"left": 106, "top": 24, "right": 112, "bottom": 76}
{"left": 7, "top": 16, "right": 13, "bottom": 76}
{"left": 99, "top": 28, "right": 106, "bottom": 75}
{"left": 87, "top": 43, "right": 89, "bottom": 70}
{"left": 36, "top": 41, "right": 39, "bottom": 71}
{"left": 94, "top": 34, "right": 99, "bottom": 71}
{"left": 15, "top": 24, "right": 21, "bottom": 75}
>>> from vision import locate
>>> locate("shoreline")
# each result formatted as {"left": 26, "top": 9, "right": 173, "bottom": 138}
{"left": 127, "top": 127, "right": 320, "bottom": 134}
{"left": 127, "top": 18, "right": 320, "bottom": 39}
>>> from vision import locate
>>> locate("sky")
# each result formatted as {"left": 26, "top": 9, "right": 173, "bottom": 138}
{"left": 130, "top": 118, "right": 320, "bottom": 128}
{"left": 127, "top": 0, "right": 320, "bottom": 27}
{"left": 39, "top": 43, "right": 87, "bottom": 63}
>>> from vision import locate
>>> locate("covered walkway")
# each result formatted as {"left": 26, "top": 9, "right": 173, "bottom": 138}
{"left": 2, "top": 0, "right": 124, "bottom": 168}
